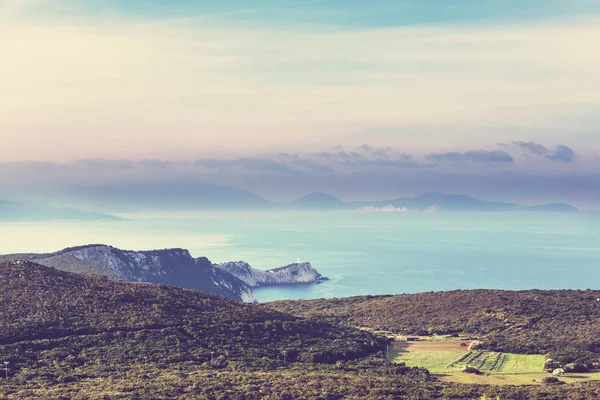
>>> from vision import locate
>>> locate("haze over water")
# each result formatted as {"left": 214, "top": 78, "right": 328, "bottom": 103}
{"left": 1, "top": 211, "right": 598, "bottom": 302}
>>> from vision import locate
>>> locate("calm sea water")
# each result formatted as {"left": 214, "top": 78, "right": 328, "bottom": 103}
{"left": 1, "top": 211, "right": 599, "bottom": 302}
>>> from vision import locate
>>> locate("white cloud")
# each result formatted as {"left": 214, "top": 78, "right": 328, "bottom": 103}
{"left": 359, "top": 205, "right": 409, "bottom": 212}
{"left": 1, "top": 4, "right": 600, "bottom": 161}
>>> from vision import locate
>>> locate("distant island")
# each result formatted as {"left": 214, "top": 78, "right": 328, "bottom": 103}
{"left": 0, "top": 244, "right": 327, "bottom": 303}
{"left": 0, "top": 198, "right": 123, "bottom": 221}
{"left": 286, "top": 192, "right": 579, "bottom": 212}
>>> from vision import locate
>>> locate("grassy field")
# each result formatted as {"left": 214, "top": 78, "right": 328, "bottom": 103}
{"left": 496, "top": 353, "right": 545, "bottom": 373}
{"left": 391, "top": 341, "right": 470, "bottom": 373}
{"left": 393, "top": 342, "right": 545, "bottom": 374}
{"left": 391, "top": 340, "right": 592, "bottom": 386}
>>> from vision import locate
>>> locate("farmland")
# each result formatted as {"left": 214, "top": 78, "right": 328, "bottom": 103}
{"left": 391, "top": 340, "right": 555, "bottom": 385}
{"left": 391, "top": 340, "right": 470, "bottom": 373}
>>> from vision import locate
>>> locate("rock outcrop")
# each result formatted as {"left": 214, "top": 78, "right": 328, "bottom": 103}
{"left": 2, "top": 245, "right": 256, "bottom": 303}
{"left": 2, "top": 246, "right": 329, "bottom": 303}
{"left": 214, "top": 261, "right": 328, "bottom": 288}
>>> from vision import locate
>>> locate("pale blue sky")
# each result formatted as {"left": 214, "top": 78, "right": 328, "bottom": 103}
{"left": 53, "top": 0, "right": 600, "bottom": 25}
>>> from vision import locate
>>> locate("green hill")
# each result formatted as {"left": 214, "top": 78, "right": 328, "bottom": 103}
{"left": 265, "top": 290, "right": 600, "bottom": 368}
{"left": 0, "top": 261, "right": 383, "bottom": 368}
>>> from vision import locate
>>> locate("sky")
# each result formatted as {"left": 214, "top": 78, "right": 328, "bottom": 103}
{"left": 1, "top": 0, "right": 600, "bottom": 206}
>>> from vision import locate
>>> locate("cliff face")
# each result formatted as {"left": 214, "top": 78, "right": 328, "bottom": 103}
{"left": 214, "top": 261, "right": 328, "bottom": 288}
{"left": 2, "top": 245, "right": 328, "bottom": 303}
{"left": 4, "top": 245, "right": 256, "bottom": 303}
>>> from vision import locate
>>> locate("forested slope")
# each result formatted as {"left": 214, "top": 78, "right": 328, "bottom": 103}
{"left": 266, "top": 290, "right": 600, "bottom": 366}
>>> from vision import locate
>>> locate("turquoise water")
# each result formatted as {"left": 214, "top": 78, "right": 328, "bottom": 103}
{"left": 1, "top": 211, "right": 599, "bottom": 302}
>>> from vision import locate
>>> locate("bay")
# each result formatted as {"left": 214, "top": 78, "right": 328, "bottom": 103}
{"left": 1, "top": 210, "right": 598, "bottom": 303}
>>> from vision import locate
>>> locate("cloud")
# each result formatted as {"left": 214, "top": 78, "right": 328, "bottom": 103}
{"left": 140, "top": 159, "right": 174, "bottom": 169}
{"left": 73, "top": 159, "right": 134, "bottom": 169}
{"left": 292, "top": 159, "right": 334, "bottom": 173}
{"left": 512, "top": 141, "right": 549, "bottom": 155}
{"left": 426, "top": 150, "right": 514, "bottom": 163}
{"left": 511, "top": 141, "right": 577, "bottom": 162}
{"left": 546, "top": 145, "right": 576, "bottom": 162}
{"left": 310, "top": 145, "right": 419, "bottom": 169}
{"left": 344, "top": 159, "right": 420, "bottom": 168}
{"left": 1, "top": 152, "right": 599, "bottom": 208}
{"left": 358, "top": 144, "right": 374, "bottom": 152}
{"left": 196, "top": 158, "right": 294, "bottom": 173}
{"left": 360, "top": 205, "right": 409, "bottom": 213}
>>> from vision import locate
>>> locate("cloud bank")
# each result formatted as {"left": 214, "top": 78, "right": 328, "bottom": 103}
{"left": 0, "top": 142, "right": 598, "bottom": 209}
{"left": 512, "top": 142, "right": 577, "bottom": 162}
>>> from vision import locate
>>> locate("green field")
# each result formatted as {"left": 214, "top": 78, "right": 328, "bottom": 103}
{"left": 392, "top": 341, "right": 559, "bottom": 385}
{"left": 391, "top": 341, "right": 471, "bottom": 373}
{"left": 391, "top": 349, "right": 465, "bottom": 372}
{"left": 496, "top": 353, "right": 545, "bottom": 373}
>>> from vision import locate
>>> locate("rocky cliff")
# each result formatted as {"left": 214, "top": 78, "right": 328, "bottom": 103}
{"left": 2, "top": 245, "right": 256, "bottom": 303}
{"left": 214, "top": 261, "right": 328, "bottom": 287}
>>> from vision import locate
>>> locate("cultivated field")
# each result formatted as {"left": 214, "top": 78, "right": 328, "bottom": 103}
{"left": 392, "top": 341, "right": 470, "bottom": 373}
{"left": 390, "top": 340, "right": 576, "bottom": 385}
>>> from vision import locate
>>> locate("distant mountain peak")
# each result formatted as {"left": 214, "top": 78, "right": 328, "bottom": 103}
{"left": 299, "top": 192, "right": 343, "bottom": 201}
{"left": 289, "top": 192, "right": 345, "bottom": 208}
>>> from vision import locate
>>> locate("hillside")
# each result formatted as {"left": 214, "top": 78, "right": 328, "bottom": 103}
{"left": 288, "top": 192, "right": 346, "bottom": 209}
{"left": 265, "top": 290, "right": 600, "bottom": 367}
{"left": 1, "top": 262, "right": 600, "bottom": 399}
{"left": 0, "top": 245, "right": 255, "bottom": 303}
{"left": 0, "top": 261, "right": 384, "bottom": 370}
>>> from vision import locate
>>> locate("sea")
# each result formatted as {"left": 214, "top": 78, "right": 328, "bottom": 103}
{"left": 1, "top": 210, "right": 599, "bottom": 303}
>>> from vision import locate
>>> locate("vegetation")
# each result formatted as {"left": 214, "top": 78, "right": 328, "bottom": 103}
{"left": 266, "top": 290, "right": 600, "bottom": 368}
{"left": 392, "top": 341, "right": 467, "bottom": 372}
{"left": 2, "top": 261, "right": 600, "bottom": 399}
{"left": 0, "top": 261, "right": 383, "bottom": 371}
{"left": 463, "top": 366, "right": 482, "bottom": 375}
{"left": 542, "top": 376, "right": 565, "bottom": 386}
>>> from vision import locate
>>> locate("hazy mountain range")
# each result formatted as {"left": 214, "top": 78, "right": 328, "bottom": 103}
{"left": 287, "top": 192, "right": 579, "bottom": 212}
{"left": 1, "top": 185, "right": 578, "bottom": 221}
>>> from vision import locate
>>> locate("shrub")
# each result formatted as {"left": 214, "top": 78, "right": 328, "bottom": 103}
{"left": 542, "top": 376, "right": 564, "bottom": 385}
{"left": 463, "top": 366, "right": 482, "bottom": 375}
